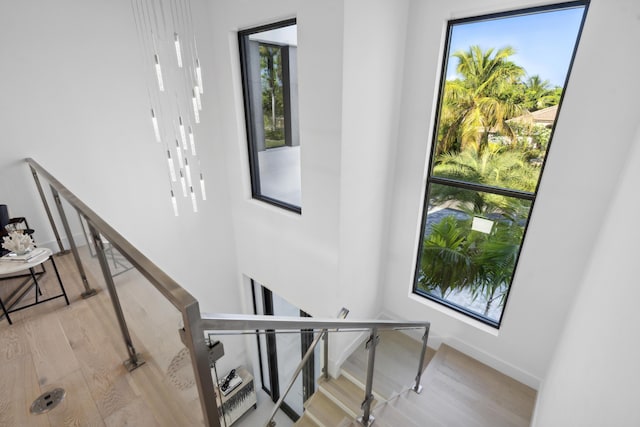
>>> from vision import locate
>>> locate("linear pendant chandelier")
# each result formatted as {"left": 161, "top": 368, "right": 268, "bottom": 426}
{"left": 131, "top": 0, "right": 206, "bottom": 216}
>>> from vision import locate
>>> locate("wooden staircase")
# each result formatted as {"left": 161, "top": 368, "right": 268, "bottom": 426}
{"left": 294, "top": 330, "right": 536, "bottom": 427}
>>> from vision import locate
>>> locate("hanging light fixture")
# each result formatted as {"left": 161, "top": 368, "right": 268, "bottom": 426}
{"left": 132, "top": 0, "right": 207, "bottom": 216}
{"left": 196, "top": 58, "right": 203, "bottom": 93}
{"left": 191, "top": 89, "right": 200, "bottom": 124}
{"left": 151, "top": 108, "right": 161, "bottom": 142}
{"left": 200, "top": 173, "right": 207, "bottom": 200}
{"left": 171, "top": 190, "right": 179, "bottom": 216}
{"left": 167, "top": 150, "right": 176, "bottom": 182}
{"left": 174, "top": 32, "right": 183, "bottom": 68}
{"left": 154, "top": 54, "right": 165, "bottom": 91}
{"left": 179, "top": 170, "right": 188, "bottom": 196}
{"left": 188, "top": 126, "right": 196, "bottom": 155}
{"left": 175, "top": 139, "right": 184, "bottom": 168}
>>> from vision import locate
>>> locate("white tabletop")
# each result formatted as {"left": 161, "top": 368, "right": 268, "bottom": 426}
{"left": 0, "top": 247, "right": 52, "bottom": 276}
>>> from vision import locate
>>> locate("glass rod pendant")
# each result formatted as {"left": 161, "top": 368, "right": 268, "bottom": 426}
{"left": 178, "top": 116, "right": 187, "bottom": 148}
{"left": 171, "top": 190, "right": 179, "bottom": 216}
{"left": 194, "top": 85, "right": 202, "bottom": 110}
{"left": 190, "top": 186, "right": 198, "bottom": 212}
{"left": 188, "top": 127, "right": 196, "bottom": 156}
{"left": 185, "top": 158, "right": 192, "bottom": 187}
{"left": 200, "top": 173, "right": 207, "bottom": 201}
{"left": 175, "top": 139, "right": 184, "bottom": 168}
{"left": 192, "top": 90, "right": 200, "bottom": 123}
{"left": 154, "top": 54, "right": 165, "bottom": 91}
{"left": 180, "top": 170, "right": 188, "bottom": 196}
{"left": 151, "top": 108, "right": 161, "bottom": 142}
{"left": 174, "top": 33, "right": 183, "bottom": 68}
{"left": 196, "top": 58, "right": 203, "bottom": 93}
{"left": 167, "top": 150, "right": 176, "bottom": 182}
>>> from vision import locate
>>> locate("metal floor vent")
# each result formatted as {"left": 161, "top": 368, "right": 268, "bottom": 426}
{"left": 30, "top": 388, "right": 65, "bottom": 414}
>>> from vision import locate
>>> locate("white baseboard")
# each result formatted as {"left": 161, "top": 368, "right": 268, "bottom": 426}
{"left": 36, "top": 232, "right": 87, "bottom": 253}
{"left": 445, "top": 337, "right": 541, "bottom": 389}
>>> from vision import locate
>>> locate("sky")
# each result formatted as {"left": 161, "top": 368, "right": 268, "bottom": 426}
{"left": 446, "top": 6, "right": 586, "bottom": 87}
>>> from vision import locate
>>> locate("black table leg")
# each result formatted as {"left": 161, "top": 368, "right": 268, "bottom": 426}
{"left": 0, "top": 297, "right": 12, "bottom": 325}
{"left": 49, "top": 256, "right": 69, "bottom": 305}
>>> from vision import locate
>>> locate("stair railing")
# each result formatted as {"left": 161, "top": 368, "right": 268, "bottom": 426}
{"left": 26, "top": 158, "right": 430, "bottom": 427}
{"left": 26, "top": 158, "right": 219, "bottom": 426}
{"left": 200, "top": 313, "right": 430, "bottom": 427}
{"left": 264, "top": 307, "right": 349, "bottom": 427}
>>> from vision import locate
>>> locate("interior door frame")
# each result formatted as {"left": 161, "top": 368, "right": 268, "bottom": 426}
{"left": 251, "top": 281, "right": 316, "bottom": 422}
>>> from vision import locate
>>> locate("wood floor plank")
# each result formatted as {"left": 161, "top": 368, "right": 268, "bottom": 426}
{"left": 58, "top": 302, "right": 138, "bottom": 420}
{"left": 0, "top": 321, "right": 28, "bottom": 361}
{"left": 0, "top": 251, "right": 207, "bottom": 427}
{"left": 104, "top": 397, "right": 160, "bottom": 427}
{"left": 126, "top": 360, "right": 203, "bottom": 427}
{"left": 0, "top": 355, "right": 49, "bottom": 427}
{"left": 44, "top": 369, "right": 105, "bottom": 427}
{"left": 23, "top": 311, "right": 79, "bottom": 385}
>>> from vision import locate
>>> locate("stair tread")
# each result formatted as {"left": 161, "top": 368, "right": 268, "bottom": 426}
{"left": 341, "top": 330, "right": 435, "bottom": 400}
{"left": 318, "top": 375, "right": 377, "bottom": 417}
{"left": 293, "top": 414, "right": 320, "bottom": 427}
{"left": 404, "top": 344, "right": 536, "bottom": 427}
{"left": 372, "top": 400, "right": 422, "bottom": 427}
{"left": 336, "top": 417, "right": 356, "bottom": 427}
{"left": 305, "top": 390, "right": 351, "bottom": 427}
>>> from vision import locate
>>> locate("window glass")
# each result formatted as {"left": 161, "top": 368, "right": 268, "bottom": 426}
{"left": 414, "top": 3, "right": 588, "bottom": 326}
{"left": 239, "top": 20, "right": 301, "bottom": 212}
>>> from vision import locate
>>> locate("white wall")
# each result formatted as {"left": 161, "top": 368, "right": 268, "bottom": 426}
{"left": 209, "top": 0, "right": 415, "bottom": 371}
{"left": 209, "top": 0, "right": 345, "bottom": 318}
{"left": 5, "top": 0, "right": 638, "bottom": 397}
{"left": 532, "top": 126, "right": 640, "bottom": 426}
{"left": 381, "top": 0, "right": 640, "bottom": 388}
{"left": 0, "top": 0, "right": 243, "bottom": 370}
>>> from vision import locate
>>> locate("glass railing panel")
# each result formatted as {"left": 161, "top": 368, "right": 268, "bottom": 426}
{"left": 74, "top": 236, "right": 206, "bottom": 426}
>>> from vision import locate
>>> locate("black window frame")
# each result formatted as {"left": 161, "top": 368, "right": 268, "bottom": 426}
{"left": 238, "top": 18, "right": 301, "bottom": 214}
{"left": 412, "top": 1, "right": 589, "bottom": 328}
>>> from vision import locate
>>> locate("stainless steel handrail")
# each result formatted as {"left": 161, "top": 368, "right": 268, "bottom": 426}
{"left": 25, "top": 158, "right": 219, "bottom": 427}
{"left": 201, "top": 313, "right": 429, "bottom": 331}
{"left": 203, "top": 312, "right": 430, "bottom": 426}
{"left": 26, "top": 158, "right": 196, "bottom": 309}
{"left": 26, "top": 158, "right": 431, "bottom": 427}
{"left": 265, "top": 308, "right": 349, "bottom": 427}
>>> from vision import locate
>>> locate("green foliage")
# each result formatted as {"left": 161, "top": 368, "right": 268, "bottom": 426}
{"left": 418, "top": 212, "right": 524, "bottom": 314}
{"left": 431, "top": 147, "right": 538, "bottom": 216}
{"left": 438, "top": 46, "right": 525, "bottom": 155}
{"left": 259, "top": 45, "right": 285, "bottom": 132}
{"left": 419, "top": 44, "right": 566, "bottom": 316}
{"left": 418, "top": 216, "right": 477, "bottom": 297}
{"left": 438, "top": 46, "right": 562, "bottom": 158}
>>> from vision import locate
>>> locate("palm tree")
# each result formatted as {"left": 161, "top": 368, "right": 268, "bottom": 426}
{"left": 438, "top": 46, "right": 525, "bottom": 155}
{"left": 430, "top": 146, "right": 538, "bottom": 216}
{"left": 418, "top": 216, "right": 477, "bottom": 297}
{"left": 523, "top": 75, "right": 561, "bottom": 111}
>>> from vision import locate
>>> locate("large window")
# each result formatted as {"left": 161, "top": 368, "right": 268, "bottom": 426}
{"left": 239, "top": 19, "right": 301, "bottom": 213}
{"left": 414, "top": 3, "right": 588, "bottom": 327}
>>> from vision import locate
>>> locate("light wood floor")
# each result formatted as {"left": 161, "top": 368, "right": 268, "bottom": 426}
{"left": 0, "top": 248, "right": 205, "bottom": 426}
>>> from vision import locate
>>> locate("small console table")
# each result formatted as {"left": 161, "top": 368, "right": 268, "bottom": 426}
{"left": 215, "top": 366, "right": 257, "bottom": 426}
{"left": 0, "top": 248, "right": 70, "bottom": 324}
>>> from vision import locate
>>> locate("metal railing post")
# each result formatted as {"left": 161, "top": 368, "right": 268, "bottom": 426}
{"left": 29, "top": 166, "right": 67, "bottom": 254}
{"left": 88, "top": 222, "right": 144, "bottom": 372}
{"left": 322, "top": 308, "right": 348, "bottom": 381}
{"left": 413, "top": 325, "right": 430, "bottom": 394}
{"left": 323, "top": 330, "right": 329, "bottom": 380}
{"left": 50, "top": 186, "right": 98, "bottom": 298}
{"left": 266, "top": 329, "right": 326, "bottom": 427}
{"left": 358, "top": 327, "right": 378, "bottom": 427}
{"left": 183, "top": 303, "right": 222, "bottom": 427}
